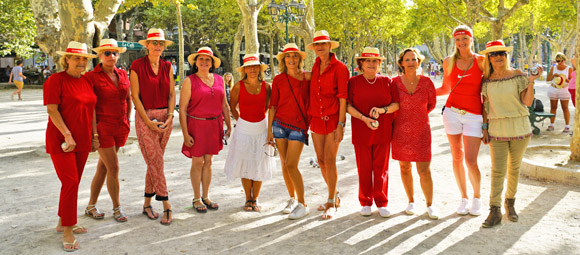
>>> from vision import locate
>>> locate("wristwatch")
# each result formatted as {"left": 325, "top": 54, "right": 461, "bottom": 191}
{"left": 338, "top": 121, "right": 345, "bottom": 128}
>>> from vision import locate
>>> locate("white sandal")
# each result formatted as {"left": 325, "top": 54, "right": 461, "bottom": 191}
{"left": 322, "top": 199, "right": 336, "bottom": 220}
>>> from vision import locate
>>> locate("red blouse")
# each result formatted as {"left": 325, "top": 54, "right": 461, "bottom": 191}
{"left": 439, "top": 57, "right": 483, "bottom": 114}
{"left": 308, "top": 52, "right": 349, "bottom": 117}
{"left": 239, "top": 80, "right": 267, "bottom": 122}
{"left": 347, "top": 75, "right": 399, "bottom": 145}
{"left": 85, "top": 64, "right": 130, "bottom": 136}
{"left": 130, "top": 56, "right": 171, "bottom": 109}
{"left": 270, "top": 73, "right": 310, "bottom": 131}
{"left": 43, "top": 72, "right": 97, "bottom": 154}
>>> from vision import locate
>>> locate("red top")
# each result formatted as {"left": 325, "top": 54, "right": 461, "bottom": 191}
{"left": 130, "top": 56, "right": 171, "bottom": 109}
{"left": 392, "top": 76, "right": 437, "bottom": 162}
{"left": 43, "top": 72, "right": 97, "bottom": 154}
{"left": 85, "top": 64, "right": 130, "bottom": 136}
{"left": 270, "top": 73, "right": 310, "bottom": 132}
{"left": 239, "top": 80, "right": 267, "bottom": 122}
{"left": 347, "top": 75, "right": 399, "bottom": 145}
{"left": 186, "top": 74, "right": 225, "bottom": 118}
{"left": 442, "top": 57, "right": 483, "bottom": 114}
{"left": 308, "top": 52, "right": 349, "bottom": 117}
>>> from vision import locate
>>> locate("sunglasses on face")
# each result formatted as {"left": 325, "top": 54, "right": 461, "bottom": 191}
{"left": 556, "top": 60, "right": 563, "bottom": 63}
{"left": 103, "top": 51, "right": 119, "bottom": 57}
{"left": 489, "top": 51, "right": 507, "bottom": 57}
{"left": 151, "top": 41, "right": 165, "bottom": 46}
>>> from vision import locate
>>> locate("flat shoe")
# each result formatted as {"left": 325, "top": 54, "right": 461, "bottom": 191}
{"left": 193, "top": 198, "right": 207, "bottom": 213}
{"left": 142, "top": 205, "right": 159, "bottom": 220}
{"left": 62, "top": 239, "right": 78, "bottom": 252}
{"left": 160, "top": 209, "right": 172, "bottom": 226}
{"left": 85, "top": 205, "right": 105, "bottom": 219}
{"left": 202, "top": 197, "right": 219, "bottom": 210}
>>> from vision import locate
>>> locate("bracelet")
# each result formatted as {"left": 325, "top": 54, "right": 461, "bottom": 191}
{"left": 383, "top": 106, "right": 389, "bottom": 114}
{"left": 338, "top": 121, "right": 345, "bottom": 128}
{"left": 63, "top": 131, "right": 71, "bottom": 136}
{"left": 482, "top": 123, "right": 488, "bottom": 130}
{"left": 93, "top": 133, "right": 99, "bottom": 137}
{"left": 167, "top": 112, "right": 174, "bottom": 116}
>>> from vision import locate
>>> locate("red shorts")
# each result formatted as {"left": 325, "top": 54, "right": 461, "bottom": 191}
{"left": 310, "top": 114, "right": 339, "bottom": 135}
{"left": 98, "top": 133, "right": 129, "bottom": 148}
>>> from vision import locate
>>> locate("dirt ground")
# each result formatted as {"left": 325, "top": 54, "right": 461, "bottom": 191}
{"left": 0, "top": 78, "right": 579, "bottom": 255}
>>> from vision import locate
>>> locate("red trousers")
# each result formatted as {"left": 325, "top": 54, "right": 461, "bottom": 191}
{"left": 135, "top": 109, "right": 172, "bottom": 201}
{"left": 50, "top": 152, "right": 90, "bottom": 226}
{"left": 354, "top": 144, "right": 390, "bottom": 207}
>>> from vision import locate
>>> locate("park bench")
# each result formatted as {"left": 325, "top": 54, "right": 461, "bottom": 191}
{"left": 528, "top": 99, "right": 555, "bottom": 135}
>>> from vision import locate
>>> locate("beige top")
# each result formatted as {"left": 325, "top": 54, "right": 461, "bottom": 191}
{"left": 482, "top": 74, "right": 532, "bottom": 139}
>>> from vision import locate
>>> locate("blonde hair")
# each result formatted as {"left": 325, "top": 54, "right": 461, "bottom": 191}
{"left": 223, "top": 72, "right": 234, "bottom": 88}
{"left": 448, "top": 25, "right": 474, "bottom": 71}
{"left": 482, "top": 52, "right": 512, "bottom": 79}
{"left": 277, "top": 52, "right": 304, "bottom": 73}
{"left": 59, "top": 55, "right": 71, "bottom": 70}
{"left": 555, "top": 52, "right": 567, "bottom": 61}
{"left": 397, "top": 48, "right": 424, "bottom": 74}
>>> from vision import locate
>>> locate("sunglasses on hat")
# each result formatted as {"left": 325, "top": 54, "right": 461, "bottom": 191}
{"left": 489, "top": 51, "right": 507, "bottom": 57}
{"left": 103, "top": 51, "right": 119, "bottom": 57}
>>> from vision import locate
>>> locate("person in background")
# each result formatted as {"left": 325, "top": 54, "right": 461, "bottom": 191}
{"left": 223, "top": 72, "right": 234, "bottom": 104}
{"left": 9, "top": 60, "right": 26, "bottom": 100}
{"left": 44, "top": 41, "right": 98, "bottom": 252}
{"left": 569, "top": 55, "right": 576, "bottom": 107}
{"left": 545, "top": 52, "right": 572, "bottom": 132}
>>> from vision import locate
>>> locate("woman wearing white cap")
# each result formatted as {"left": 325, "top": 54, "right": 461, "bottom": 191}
{"left": 225, "top": 54, "right": 275, "bottom": 212}
{"left": 346, "top": 47, "right": 399, "bottom": 217}
{"left": 393, "top": 48, "right": 438, "bottom": 219}
{"left": 307, "top": 30, "right": 350, "bottom": 220}
{"left": 268, "top": 43, "right": 312, "bottom": 219}
{"left": 546, "top": 52, "right": 572, "bottom": 132}
{"left": 180, "top": 47, "right": 232, "bottom": 213}
{"left": 479, "top": 40, "right": 542, "bottom": 227}
{"left": 45, "top": 41, "right": 97, "bottom": 251}
{"left": 130, "top": 28, "right": 176, "bottom": 225}
{"left": 436, "top": 25, "right": 485, "bottom": 216}
{"left": 84, "top": 39, "right": 130, "bottom": 223}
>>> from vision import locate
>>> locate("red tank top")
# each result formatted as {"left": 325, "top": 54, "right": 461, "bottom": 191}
{"left": 446, "top": 57, "right": 483, "bottom": 114}
{"left": 239, "top": 80, "right": 267, "bottom": 122}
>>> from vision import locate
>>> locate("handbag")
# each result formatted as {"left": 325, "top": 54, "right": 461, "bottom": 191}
{"left": 441, "top": 59, "right": 473, "bottom": 115}
{"left": 285, "top": 73, "right": 309, "bottom": 145}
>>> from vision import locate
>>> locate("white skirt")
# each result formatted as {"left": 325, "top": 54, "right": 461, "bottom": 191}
{"left": 224, "top": 117, "right": 276, "bottom": 181}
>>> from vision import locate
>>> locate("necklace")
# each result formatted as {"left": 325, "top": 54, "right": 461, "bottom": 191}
{"left": 364, "top": 75, "right": 378, "bottom": 84}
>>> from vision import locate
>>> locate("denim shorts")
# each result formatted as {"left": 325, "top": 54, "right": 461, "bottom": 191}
{"left": 272, "top": 120, "right": 308, "bottom": 145}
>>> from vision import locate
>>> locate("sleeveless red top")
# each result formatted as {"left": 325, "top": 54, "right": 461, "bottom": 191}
{"left": 239, "top": 80, "right": 267, "bottom": 122}
{"left": 446, "top": 57, "right": 483, "bottom": 114}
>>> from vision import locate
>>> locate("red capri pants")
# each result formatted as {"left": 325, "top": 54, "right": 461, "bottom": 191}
{"left": 50, "top": 151, "right": 90, "bottom": 226}
{"left": 353, "top": 144, "right": 390, "bottom": 207}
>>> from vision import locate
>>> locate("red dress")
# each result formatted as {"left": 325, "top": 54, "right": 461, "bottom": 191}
{"left": 85, "top": 64, "right": 130, "bottom": 147}
{"left": 392, "top": 76, "right": 437, "bottom": 162}
{"left": 181, "top": 74, "right": 225, "bottom": 158}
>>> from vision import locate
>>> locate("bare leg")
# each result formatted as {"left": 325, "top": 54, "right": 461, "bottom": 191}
{"left": 276, "top": 139, "right": 296, "bottom": 199}
{"left": 201, "top": 155, "right": 214, "bottom": 198}
{"left": 447, "top": 134, "right": 468, "bottom": 199}
{"left": 241, "top": 178, "right": 252, "bottom": 201}
{"left": 463, "top": 136, "right": 482, "bottom": 199}
{"left": 416, "top": 161, "right": 434, "bottom": 206}
{"left": 284, "top": 140, "right": 306, "bottom": 205}
{"left": 561, "top": 100, "right": 570, "bottom": 125}
{"left": 190, "top": 156, "right": 204, "bottom": 199}
{"left": 399, "top": 161, "right": 414, "bottom": 203}
{"left": 88, "top": 158, "right": 107, "bottom": 207}
{"left": 549, "top": 99, "right": 558, "bottom": 123}
{"left": 312, "top": 133, "right": 329, "bottom": 185}
{"left": 99, "top": 146, "right": 122, "bottom": 208}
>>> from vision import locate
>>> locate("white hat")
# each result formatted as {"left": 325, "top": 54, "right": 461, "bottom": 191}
{"left": 187, "top": 47, "right": 221, "bottom": 68}
{"left": 478, "top": 40, "right": 513, "bottom": 55}
{"left": 92, "top": 38, "right": 127, "bottom": 53}
{"left": 306, "top": 30, "right": 339, "bottom": 50}
{"left": 276, "top": 43, "right": 307, "bottom": 61}
{"left": 237, "top": 54, "right": 268, "bottom": 74}
{"left": 138, "top": 28, "right": 174, "bottom": 47}
{"left": 355, "top": 47, "right": 386, "bottom": 61}
{"left": 56, "top": 41, "right": 97, "bottom": 58}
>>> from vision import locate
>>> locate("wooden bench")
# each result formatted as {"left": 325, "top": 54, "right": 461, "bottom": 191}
{"left": 528, "top": 99, "right": 555, "bottom": 135}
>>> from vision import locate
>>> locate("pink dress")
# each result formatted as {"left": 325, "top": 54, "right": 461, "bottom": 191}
{"left": 181, "top": 74, "right": 225, "bottom": 158}
{"left": 392, "top": 76, "right": 437, "bottom": 162}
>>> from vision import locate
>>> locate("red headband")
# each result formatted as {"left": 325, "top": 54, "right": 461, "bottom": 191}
{"left": 486, "top": 41, "right": 505, "bottom": 48}
{"left": 197, "top": 49, "right": 214, "bottom": 56}
{"left": 283, "top": 48, "right": 300, "bottom": 53}
{"left": 313, "top": 35, "right": 331, "bottom": 42}
{"left": 243, "top": 56, "right": 259, "bottom": 63}
{"left": 453, "top": 30, "right": 472, "bottom": 38}
{"left": 66, "top": 48, "right": 86, "bottom": 54}
{"left": 361, "top": 53, "right": 380, "bottom": 57}
{"left": 147, "top": 32, "right": 162, "bottom": 38}
{"left": 100, "top": 44, "right": 115, "bottom": 47}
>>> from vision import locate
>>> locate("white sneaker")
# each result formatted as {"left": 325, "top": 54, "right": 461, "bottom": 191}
{"left": 360, "top": 206, "right": 372, "bottom": 216}
{"left": 427, "top": 206, "right": 439, "bottom": 220}
{"left": 405, "top": 203, "right": 416, "bottom": 215}
{"left": 457, "top": 198, "right": 469, "bottom": 215}
{"left": 378, "top": 207, "right": 391, "bottom": 218}
{"left": 288, "top": 203, "right": 309, "bottom": 220}
{"left": 469, "top": 198, "right": 481, "bottom": 216}
{"left": 283, "top": 198, "right": 297, "bottom": 214}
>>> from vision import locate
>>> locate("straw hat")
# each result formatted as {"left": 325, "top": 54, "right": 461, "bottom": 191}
{"left": 236, "top": 54, "right": 268, "bottom": 74}
{"left": 56, "top": 41, "right": 97, "bottom": 58}
{"left": 306, "top": 30, "right": 339, "bottom": 50}
{"left": 355, "top": 47, "right": 386, "bottom": 61}
{"left": 138, "top": 28, "right": 174, "bottom": 47}
{"left": 276, "top": 43, "right": 307, "bottom": 61}
{"left": 92, "top": 38, "right": 127, "bottom": 53}
{"left": 478, "top": 40, "right": 513, "bottom": 55}
{"left": 187, "top": 47, "right": 221, "bottom": 68}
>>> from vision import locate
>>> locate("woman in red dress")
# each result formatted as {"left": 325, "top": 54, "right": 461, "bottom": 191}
{"left": 307, "top": 30, "right": 350, "bottom": 220}
{"left": 392, "top": 48, "right": 439, "bottom": 219}
{"left": 180, "top": 47, "right": 232, "bottom": 213}
{"left": 130, "top": 28, "right": 176, "bottom": 225}
{"left": 84, "top": 39, "right": 131, "bottom": 223}
{"left": 268, "top": 43, "right": 311, "bottom": 219}
{"left": 45, "top": 41, "right": 97, "bottom": 251}
{"left": 346, "top": 47, "right": 399, "bottom": 217}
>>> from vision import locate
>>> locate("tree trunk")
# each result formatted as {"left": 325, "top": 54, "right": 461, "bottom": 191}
{"left": 175, "top": 2, "right": 185, "bottom": 89}
{"left": 115, "top": 14, "right": 123, "bottom": 41}
{"left": 237, "top": 0, "right": 263, "bottom": 56}
{"left": 232, "top": 21, "right": 244, "bottom": 82}
{"left": 269, "top": 33, "right": 275, "bottom": 79}
{"left": 571, "top": 0, "right": 580, "bottom": 161}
